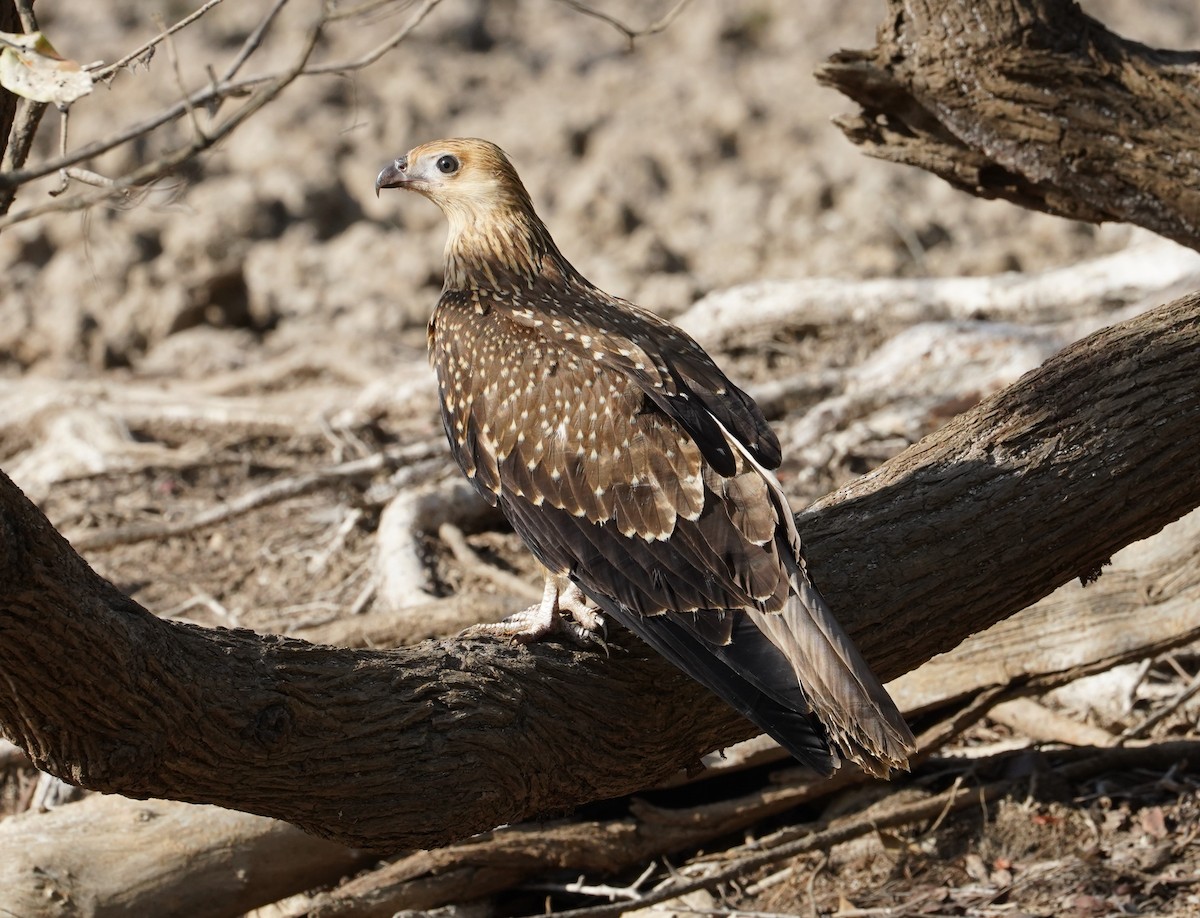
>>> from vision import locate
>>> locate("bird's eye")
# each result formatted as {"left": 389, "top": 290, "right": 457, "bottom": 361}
{"left": 436, "top": 154, "right": 460, "bottom": 174}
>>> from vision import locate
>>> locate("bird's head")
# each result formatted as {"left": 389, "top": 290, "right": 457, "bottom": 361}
{"left": 375, "top": 137, "right": 571, "bottom": 288}
{"left": 375, "top": 138, "right": 534, "bottom": 227}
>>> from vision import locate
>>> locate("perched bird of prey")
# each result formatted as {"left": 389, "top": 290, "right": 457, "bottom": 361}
{"left": 376, "top": 138, "right": 914, "bottom": 776}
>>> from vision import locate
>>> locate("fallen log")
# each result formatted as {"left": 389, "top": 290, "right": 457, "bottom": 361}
{"left": 0, "top": 794, "right": 367, "bottom": 917}
{"left": 8, "top": 505, "right": 1195, "bottom": 915}
{"left": 890, "top": 509, "right": 1200, "bottom": 712}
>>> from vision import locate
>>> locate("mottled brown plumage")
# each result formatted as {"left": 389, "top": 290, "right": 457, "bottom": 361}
{"left": 376, "top": 138, "right": 914, "bottom": 776}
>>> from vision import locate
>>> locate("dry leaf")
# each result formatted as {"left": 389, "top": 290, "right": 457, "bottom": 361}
{"left": 0, "top": 31, "right": 92, "bottom": 104}
{"left": 1139, "top": 805, "right": 1168, "bottom": 839}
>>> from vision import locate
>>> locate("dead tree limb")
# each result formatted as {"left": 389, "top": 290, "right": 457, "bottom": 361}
{"left": 1, "top": 292, "right": 1198, "bottom": 852}
{"left": 890, "top": 509, "right": 1200, "bottom": 714}
{"left": 0, "top": 794, "right": 369, "bottom": 918}
{"left": 818, "top": 0, "right": 1200, "bottom": 249}
{"left": 4, "top": 505, "right": 1194, "bottom": 916}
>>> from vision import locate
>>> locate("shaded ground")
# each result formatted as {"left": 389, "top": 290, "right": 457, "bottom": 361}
{"left": 753, "top": 735, "right": 1200, "bottom": 917}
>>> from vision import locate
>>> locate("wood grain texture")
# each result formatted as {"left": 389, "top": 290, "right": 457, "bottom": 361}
{"left": 890, "top": 509, "right": 1200, "bottom": 713}
{"left": 819, "top": 0, "right": 1200, "bottom": 248}
{"left": 0, "top": 794, "right": 365, "bottom": 917}
{"left": 0, "top": 292, "right": 1198, "bottom": 851}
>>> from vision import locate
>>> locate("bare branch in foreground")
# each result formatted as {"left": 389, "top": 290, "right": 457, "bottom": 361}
{"left": 0, "top": 293, "right": 1198, "bottom": 851}
{"left": 14, "top": 357, "right": 1196, "bottom": 908}
{"left": 0, "top": 12, "right": 325, "bottom": 228}
{"left": 2, "top": 543, "right": 1194, "bottom": 918}
{"left": 0, "top": 0, "right": 45, "bottom": 216}
{"left": 0, "top": 0, "right": 697, "bottom": 225}
{"left": 88, "top": 0, "right": 227, "bottom": 82}
{"left": 0, "top": 0, "right": 442, "bottom": 227}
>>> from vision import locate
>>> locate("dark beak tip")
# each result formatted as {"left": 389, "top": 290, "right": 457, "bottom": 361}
{"left": 375, "top": 159, "right": 408, "bottom": 196}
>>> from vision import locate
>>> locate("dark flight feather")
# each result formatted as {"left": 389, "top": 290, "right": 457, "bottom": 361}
{"left": 598, "top": 599, "right": 835, "bottom": 771}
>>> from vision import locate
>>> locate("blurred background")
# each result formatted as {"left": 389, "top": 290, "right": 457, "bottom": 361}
{"left": 3, "top": 0, "right": 1190, "bottom": 379}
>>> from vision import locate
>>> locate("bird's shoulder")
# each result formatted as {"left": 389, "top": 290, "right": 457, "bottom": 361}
{"left": 435, "top": 276, "right": 781, "bottom": 474}
{"left": 545, "top": 281, "right": 783, "bottom": 474}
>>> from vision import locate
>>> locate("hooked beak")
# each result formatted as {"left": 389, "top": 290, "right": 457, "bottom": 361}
{"left": 375, "top": 157, "right": 408, "bottom": 197}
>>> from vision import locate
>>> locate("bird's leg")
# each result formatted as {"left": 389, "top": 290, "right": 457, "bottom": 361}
{"left": 557, "top": 580, "right": 607, "bottom": 642}
{"left": 481, "top": 576, "right": 563, "bottom": 644}
{"left": 458, "top": 573, "right": 606, "bottom": 651}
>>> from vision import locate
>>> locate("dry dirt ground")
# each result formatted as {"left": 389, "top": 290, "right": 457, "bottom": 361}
{"left": 1, "top": 1, "right": 1198, "bottom": 916}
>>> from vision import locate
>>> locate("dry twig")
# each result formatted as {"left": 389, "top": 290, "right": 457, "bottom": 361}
{"left": 437, "top": 522, "right": 542, "bottom": 602}
{"left": 551, "top": 0, "right": 694, "bottom": 49}
{"left": 1119, "top": 670, "right": 1200, "bottom": 744}
{"left": 0, "top": 0, "right": 441, "bottom": 226}
{"left": 68, "top": 449, "right": 395, "bottom": 552}
{"left": 539, "top": 743, "right": 1199, "bottom": 918}
{"left": 89, "top": 0, "right": 228, "bottom": 81}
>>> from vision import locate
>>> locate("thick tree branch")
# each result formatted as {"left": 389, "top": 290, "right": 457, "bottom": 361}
{"left": 818, "top": 0, "right": 1200, "bottom": 249}
{"left": 803, "top": 289, "right": 1200, "bottom": 667}
{"left": 1, "top": 293, "right": 1198, "bottom": 852}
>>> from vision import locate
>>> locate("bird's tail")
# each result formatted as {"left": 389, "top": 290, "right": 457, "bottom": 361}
{"left": 747, "top": 567, "right": 915, "bottom": 777}
{"left": 595, "top": 423, "right": 914, "bottom": 777}
{"left": 600, "top": 585, "right": 913, "bottom": 777}
{"left": 598, "top": 597, "right": 839, "bottom": 774}
{"left": 726, "top": 428, "right": 916, "bottom": 777}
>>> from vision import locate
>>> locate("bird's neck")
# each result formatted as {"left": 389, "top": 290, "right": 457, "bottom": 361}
{"left": 442, "top": 204, "right": 582, "bottom": 293}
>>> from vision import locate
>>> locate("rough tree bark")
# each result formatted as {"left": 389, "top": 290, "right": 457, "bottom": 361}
{"left": 818, "top": 0, "right": 1200, "bottom": 250}
{"left": 1, "top": 292, "right": 1197, "bottom": 852}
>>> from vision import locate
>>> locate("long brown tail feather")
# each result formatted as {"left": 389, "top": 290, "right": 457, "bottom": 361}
{"left": 725, "top": 423, "right": 916, "bottom": 776}
{"left": 596, "top": 596, "right": 839, "bottom": 775}
{"left": 747, "top": 577, "right": 915, "bottom": 777}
